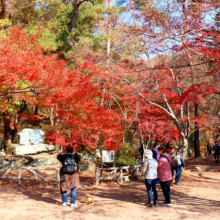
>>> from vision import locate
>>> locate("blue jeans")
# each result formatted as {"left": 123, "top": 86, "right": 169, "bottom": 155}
{"left": 145, "top": 179, "right": 158, "bottom": 203}
{"left": 61, "top": 187, "right": 77, "bottom": 204}
{"left": 171, "top": 165, "right": 182, "bottom": 183}
{"left": 160, "top": 180, "right": 171, "bottom": 203}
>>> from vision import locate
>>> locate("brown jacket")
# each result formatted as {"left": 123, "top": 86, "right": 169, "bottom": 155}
{"left": 57, "top": 153, "right": 81, "bottom": 193}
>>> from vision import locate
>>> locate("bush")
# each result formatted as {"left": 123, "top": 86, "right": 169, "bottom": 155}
{"left": 115, "top": 143, "right": 138, "bottom": 166}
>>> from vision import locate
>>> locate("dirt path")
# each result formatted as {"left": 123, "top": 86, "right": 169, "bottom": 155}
{"left": 0, "top": 155, "right": 220, "bottom": 220}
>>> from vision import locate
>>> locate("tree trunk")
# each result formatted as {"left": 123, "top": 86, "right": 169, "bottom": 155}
{"left": 194, "top": 102, "right": 201, "bottom": 157}
{"left": 106, "top": 0, "right": 112, "bottom": 64}
{"left": 4, "top": 111, "right": 11, "bottom": 151}
{"left": 34, "top": 105, "right": 38, "bottom": 115}
{"left": 0, "top": 0, "right": 6, "bottom": 20}
{"left": 70, "top": 1, "right": 79, "bottom": 32}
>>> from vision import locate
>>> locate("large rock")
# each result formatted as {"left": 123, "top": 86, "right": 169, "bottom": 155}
{"left": 18, "top": 129, "right": 45, "bottom": 145}
{"left": 11, "top": 144, "right": 55, "bottom": 155}
{"left": 30, "top": 159, "right": 47, "bottom": 166}
{"left": 78, "top": 160, "right": 94, "bottom": 172}
{"left": 0, "top": 155, "right": 34, "bottom": 167}
{"left": 195, "top": 166, "right": 218, "bottom": 172}
{"left": 30, "top": 158, "right": 58, "bottom": 167}
{"left": 80, "top": 153, "right": 96, "bottom": 163}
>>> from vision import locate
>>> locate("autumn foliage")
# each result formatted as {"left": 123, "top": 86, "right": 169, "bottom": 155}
{"left": 0, "top": 28, "right": 123, "bottom": 150}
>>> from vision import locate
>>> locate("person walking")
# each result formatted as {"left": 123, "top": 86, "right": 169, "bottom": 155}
{"left": 157, "top": 146, "right": 172, "bottom": 206}
{"left": 142, "top": 150, "right": 158, "bottom": 207}
{"left": 170, "top": 146, "right": 185, "bottom": 185}
{"left": 207, "top": 142, "right": 212, "bottom": 156}
{"left": 214, "top": 141, "right": 220, "bottom": 163}
{"left": 57, "top": 145, "right": 81, "bottom": 207}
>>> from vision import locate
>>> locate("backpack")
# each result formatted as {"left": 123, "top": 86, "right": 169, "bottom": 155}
{"left": 170, "top": 150, "right": 179, "bottom": 168}
{"left": 62, "top": 154, "right": 78, "bottom": 174}
{"left": 217, "top": 144, "right": 220, "bottom": 151}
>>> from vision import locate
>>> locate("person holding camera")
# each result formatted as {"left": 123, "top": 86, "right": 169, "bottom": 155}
{"left": 57, "top": 145, "right": 81, "bottom": 207}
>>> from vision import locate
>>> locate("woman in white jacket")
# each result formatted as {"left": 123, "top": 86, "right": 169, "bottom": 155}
{"left": 141, "top": 150, "right": 158, "bottom": 207}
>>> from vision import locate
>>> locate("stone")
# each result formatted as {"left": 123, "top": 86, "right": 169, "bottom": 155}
{"left": 195, "top": 166, "right": 218, "bottom": 172}
{"left": 80, "top": 153, "right": 96, "bottom": 163}
{"left": 0, "top": 155, "right": 33, "bottom": 167}
{"left": 18, "top": 129, "right": 45, "bottom": 145}
{"left": 30, "top": 159, "right": 47, "bottom": 167}
{"left": 30, "top": 158, "right": 58, "bottom": 167}
{"left": 78, "top": 160, "right": 94, "bottom": 172}
{"left": 46, "top": 158, "right": 58, "bottom": 165}
{"left": 11, "top": 144, "right": 56, "bottom": 155}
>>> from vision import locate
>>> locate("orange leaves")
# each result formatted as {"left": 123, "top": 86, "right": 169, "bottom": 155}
{"left": 0, "top": 28, "right": 124, "bottom": 150}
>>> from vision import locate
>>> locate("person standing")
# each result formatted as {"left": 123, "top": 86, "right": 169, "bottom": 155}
{"left": 171, "top": 146, "right": 185, "bottom": 185}
{"left": 157, "top": 146, "right": 172, "bottom": 206}
{"left": 207, "top": 142, "right": 212, "bottom": 156}
{"left": 142, "top": 150, "right": 158, "bottom": 207}
{"left": 151, "top": 142, "right": 160, "bottom": 185}
{"left": 57, "top": 145, "right": 81, "bottom": 207}
{"left": 188, "top": 149, "right": 192, "bottom": 158}
{"left": 151, "top": 142, "right": 160, "bottom": 161}
{"left": 214, "top": 141, "right": 220, "bottom": 163}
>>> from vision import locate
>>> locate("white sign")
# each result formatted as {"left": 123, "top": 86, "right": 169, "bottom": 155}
{"left": 102, "top": 150, "right": 115, "bottom": 163}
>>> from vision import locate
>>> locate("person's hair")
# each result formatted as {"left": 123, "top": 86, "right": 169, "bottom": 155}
{"left": 215, "top": 140, "right": 218, "bottom": 144}
{"left": 153, "top": 142, "right": 160, "bottom": 148}
{"left": 66, "top": 145, "right": 73, "bottom": 153}
{"left": 158, "top": 146, "right": 167, "bottom": 154}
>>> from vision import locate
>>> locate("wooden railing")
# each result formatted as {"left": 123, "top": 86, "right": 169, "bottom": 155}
{"left": 95, "top": 165, "right": 141, "bottom": 185}
{"left": 0, "top": 166, "right": 60, "bottom": 186}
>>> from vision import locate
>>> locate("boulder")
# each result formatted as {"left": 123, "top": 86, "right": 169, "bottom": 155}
{"left": 18, "top": 129, "right": 45, "bottom": 145}
{"left": 78, "top": 160, "right": 94, "bottom": 172}
{"left": 11, "top": 144, "right": 55, "bottom": 155}
{"left": 81, "top": 153, "right": 96, "bottom": 163}
{"left": 46, "top": 158, "right": 58, "bottom": 165}
{"left": 30, "top": 159, "right": 47, "bottom": 166}
{"left": 30, "top": 158, "right": 58, "bottom": 167}
{"left": 195, "top": 166, "right": 218, "bottom": 172}
{"left": 0, "top": 155, "right": 34, "bottom": 167}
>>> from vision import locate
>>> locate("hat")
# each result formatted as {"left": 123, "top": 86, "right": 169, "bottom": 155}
{"left": 144, "top": 150, "right": 153, "bottom": 158}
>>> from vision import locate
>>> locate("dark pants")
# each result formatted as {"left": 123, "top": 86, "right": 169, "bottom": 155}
{"left": 214, "top": 151, "right": 219, "bottom": 162}
{"left": 160, "top": 181, "right": 171, "bottom": 203}
{"left": 207, "top": 148, "right": 211, "bottom": 156}
{"left": 171, "top": 165, "right": 182, "bottom": 183}
{"left": 145, "top": 179, "right": 158, "bottom": 203}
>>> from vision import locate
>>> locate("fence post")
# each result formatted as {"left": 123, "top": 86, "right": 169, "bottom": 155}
{"left": 18, "top": 167, "right": 22, "bottom": 185}
{"left": 95, "top": 167, "right": 99, "bottom": 185}
{"left": 120, "top": 168, "right": 123, "bottom": 183}
{"left": 136, "top": 166, "right": 140, "bottom": 177}
{"left": 56, "top": 169, "right": 60, "bottom": 186}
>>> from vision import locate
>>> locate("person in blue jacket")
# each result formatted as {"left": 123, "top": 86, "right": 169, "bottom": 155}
{"left": 151, "top": 142, "right": 160, "bottom": 161}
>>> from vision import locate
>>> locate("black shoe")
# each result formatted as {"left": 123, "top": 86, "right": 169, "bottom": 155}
{"left": 162, "top": 202, "right": 171, "bottom": 206}
{"left": 215, "top": 161, "right": 218, "bottom": 163}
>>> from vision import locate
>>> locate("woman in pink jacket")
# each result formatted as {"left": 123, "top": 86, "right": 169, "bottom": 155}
{"left": 157, "top": 146, "right": 172, "bottom": 205}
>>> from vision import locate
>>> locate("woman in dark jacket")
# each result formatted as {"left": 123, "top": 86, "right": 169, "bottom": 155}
{"left": 57, "top": 146, "right": 81, "bottom": 207}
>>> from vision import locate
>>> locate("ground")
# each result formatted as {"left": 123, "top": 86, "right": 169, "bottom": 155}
{"left": 0, "top": 155, "right": 220, "bottom": 220}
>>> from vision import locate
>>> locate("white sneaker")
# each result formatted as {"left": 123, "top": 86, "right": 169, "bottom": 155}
{"left": 62, "top": 203, "right": 67, "bottom": 207}
{"left": 70, "top": 203, "right": 77, "bottom": 207}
